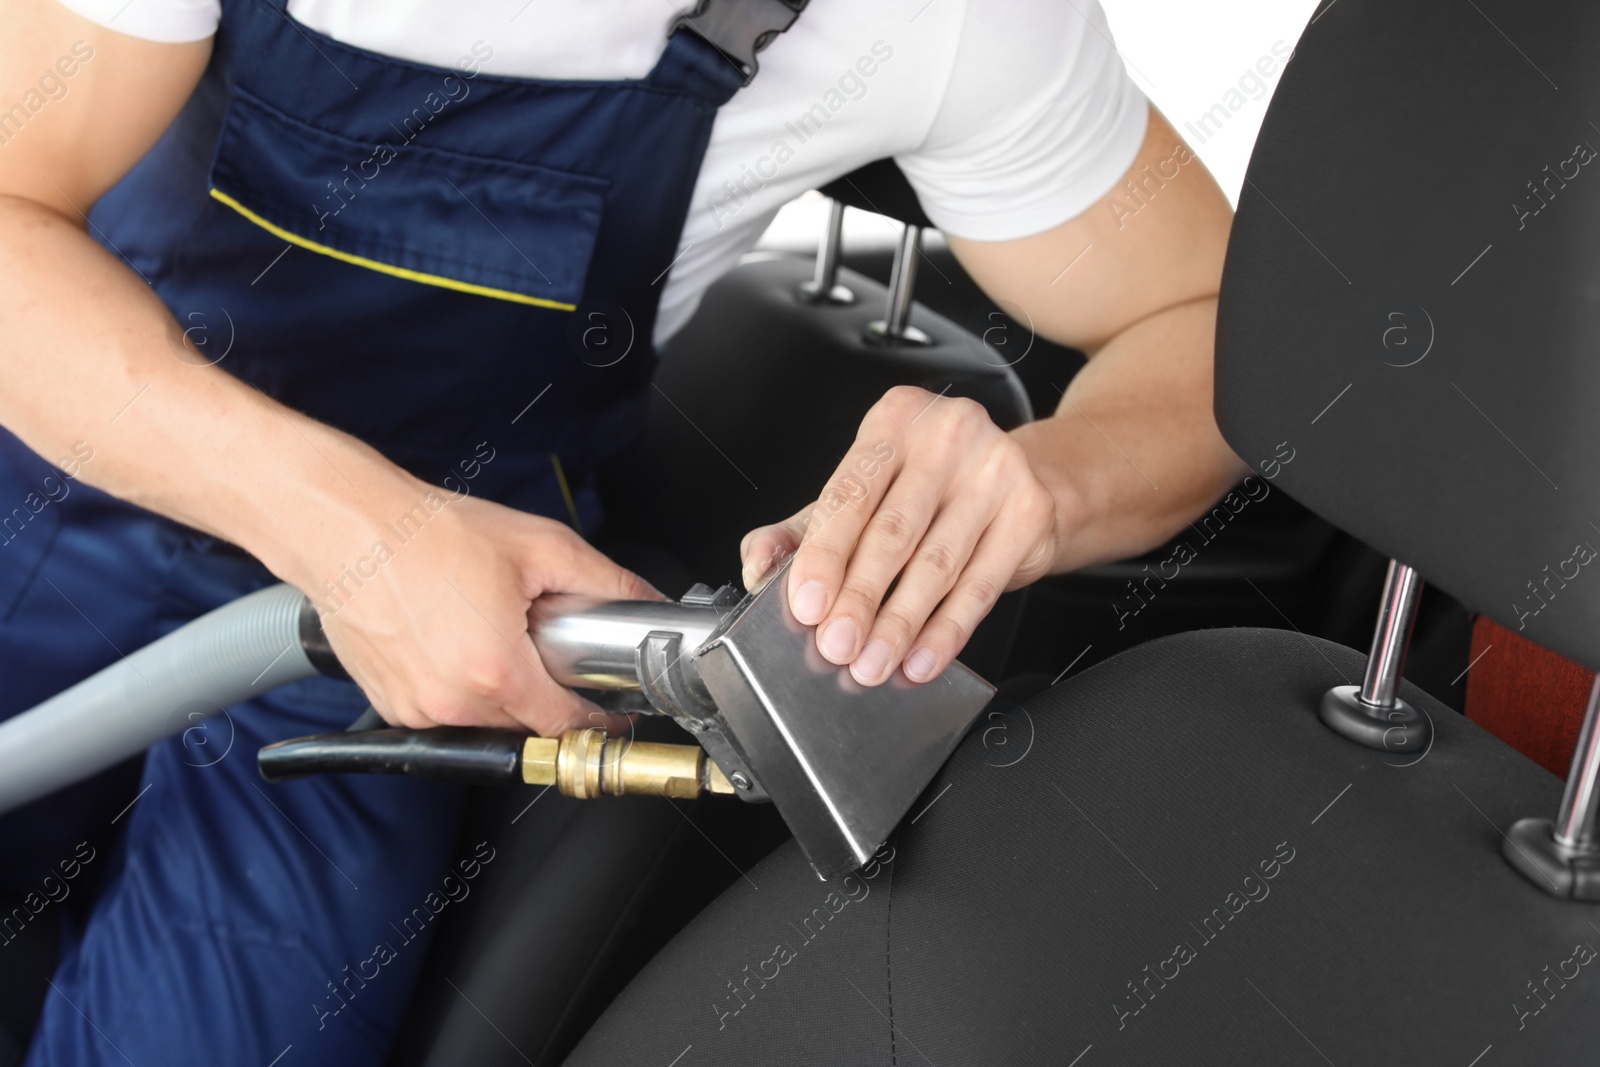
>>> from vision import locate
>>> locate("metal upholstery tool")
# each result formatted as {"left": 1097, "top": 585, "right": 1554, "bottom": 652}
{"left": 267, "top": 557, "right": 995, "bottom": 879}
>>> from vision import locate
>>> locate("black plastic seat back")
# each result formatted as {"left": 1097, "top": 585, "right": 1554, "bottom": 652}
{"left": 1216, "top": 0, "right": 1600, "bottom": 671}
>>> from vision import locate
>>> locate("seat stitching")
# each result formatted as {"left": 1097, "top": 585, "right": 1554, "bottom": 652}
{"left": 885, "top": 858, "right": 898, "bottom": 1067}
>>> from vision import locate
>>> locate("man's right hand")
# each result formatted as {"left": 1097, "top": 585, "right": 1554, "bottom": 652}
{"left": 0, "top": 3, "right": 659, "bottom": 738}
{"left": 301, "top": 489, "right": 661, "bottom": 736}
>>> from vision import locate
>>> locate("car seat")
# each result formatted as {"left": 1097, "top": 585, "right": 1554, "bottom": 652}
{"left": 560, "top": 2, "right": 1600, "bottom": 1062}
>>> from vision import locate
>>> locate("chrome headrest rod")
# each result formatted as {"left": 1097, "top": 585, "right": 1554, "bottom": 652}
{"left": 1504, "top": 675, "right": 1600, "bottom": 899}
{"left": 1318, "top": 558, "right": 1432, "bottom": 753}
{"left": 795, "top": 199, "right": 855, "bottom": 306}
{"left": 863, "top": 222, "right": 932, "bottom": 346}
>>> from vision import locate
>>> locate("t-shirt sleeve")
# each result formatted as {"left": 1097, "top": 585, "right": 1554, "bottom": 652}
{"left": 53, "top": 0, "right": 221, "bottom": 43}
{"left": 896, "top": 0, "right": 1149, "bottom": 242}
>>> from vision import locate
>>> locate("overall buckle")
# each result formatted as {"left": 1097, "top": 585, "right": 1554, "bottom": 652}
{"left": 670, "top": 0, "right": 808, "bottom": 85}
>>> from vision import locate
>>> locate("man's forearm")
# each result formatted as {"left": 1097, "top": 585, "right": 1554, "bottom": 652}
{"left": 0, "top": 195, "right": 419, "bottom": 588}
{"left": 1013, "top": 296, "right": 1247, "bottom": 575}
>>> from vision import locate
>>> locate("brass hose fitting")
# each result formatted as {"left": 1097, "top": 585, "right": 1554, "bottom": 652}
{"left": 521, "top": 728, "right": 736, "bottom": 800}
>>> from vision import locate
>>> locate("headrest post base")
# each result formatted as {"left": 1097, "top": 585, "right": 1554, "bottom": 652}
{"left": 1318, "top": 559, "right": 1431, "bottom": 753}
{"left": 1502, "top": 676, "right": 1600, "bottom": 900}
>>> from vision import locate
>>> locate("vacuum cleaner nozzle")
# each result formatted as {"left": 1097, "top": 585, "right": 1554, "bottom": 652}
{"left": 338, "top": 557, "right": 996, "bottom": 879}
{"left": 684, "top": 558, "right": 996, "bottom": 877}
{"left": 3, "top": 561, "right": 992, "bottom": 880}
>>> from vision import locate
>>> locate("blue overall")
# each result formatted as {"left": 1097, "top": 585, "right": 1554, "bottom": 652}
{"left": 0, "top": 2, "right": 745, "bottom": 1062}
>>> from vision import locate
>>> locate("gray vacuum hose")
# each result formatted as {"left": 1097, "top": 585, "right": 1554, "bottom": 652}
{"left": 0, "top": 582, "right": 321, "bottom": 815}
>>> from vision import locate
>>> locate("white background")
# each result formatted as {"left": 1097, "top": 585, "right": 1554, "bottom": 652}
{"left": 1101, "top": 0, "right": 1323, "bottom": 205}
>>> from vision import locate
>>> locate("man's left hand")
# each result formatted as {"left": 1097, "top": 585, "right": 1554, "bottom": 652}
{"left": 740, "top": 385, "right": 1056, "bottom": 686}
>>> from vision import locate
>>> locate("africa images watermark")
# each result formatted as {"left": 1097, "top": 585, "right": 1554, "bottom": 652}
{"left": 710, "top": 842, "right": 895, "bottom": 1030}
{"left": 313, "top": 840, "right": 497, "bottom": 1030}
{"left": 707, "top": 39, "right": 896, "bottom": 230}
{"left": 1111, "top": 441, "right": 1297, "bottom": 630}
{"left": 1511, "top": 940, "right": 1597, "bottom": 1031}
{"left": 0, "top": 841, "right": 97, "bottom": 949}
{"left": 312, "top": 41, "right": 495, "bottom": 230}
{"left": 1104, "top": 142, "right": 1201, "bottom": 230}
{"left": 0, "top": 440, "right": 95, "bottom": 549}
{"left": 0, "top": 40, "right": 96, "bottom": 147}
{"left": 808, "top": 440, "right": 895, "bottom": 532}
{"left": 1510, "top": 532, "right": 1599, "bottom": 632}
{"left": 1111, "top": 839, "right": 1297, "bottom": 1031}
{"left": 741, "top": 440, "right": 896, "bottom": 585}
{"left": 1179, "top": 40, "right": 1293, "bottom": 148}
{"left": 313, "top": 441, "right": 497, "bottom": 616}
{"left": 1511, "top": 133, "right": 1597, "bottom": 231}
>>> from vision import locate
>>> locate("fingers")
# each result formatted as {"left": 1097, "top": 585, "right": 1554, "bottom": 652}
{"left": 900, "top": 542, "right": 1008, "bottom": 684}
{"left": 768, "top": 384, "right": 1058, "bottom": 686}
{"left": 812, "top": 460, "right": 963, "bottom": 670}
{"left": 785, "top": 432, "right": 905, "bottom": 627}
{"left": 313, "top": 498, "right": 663, "bottom": 741}
{"left": 456, "top": 631, "right": 628, "bottom": 737}
{"left": 898, "top": 490, "right": 1056, "bottom": 683}
{"left": 538, "top": 526, "right": 663, "bottom": 602}
{"left": 846, "top": 493, "right": 990, "bottom": 684}
{"left": 740, "top": 517, "right": 803, "bottom": 592}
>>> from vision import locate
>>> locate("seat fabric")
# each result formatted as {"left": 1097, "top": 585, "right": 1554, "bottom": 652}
{"left": 567, "top": 627, "right": 1600, "bottom": 1066}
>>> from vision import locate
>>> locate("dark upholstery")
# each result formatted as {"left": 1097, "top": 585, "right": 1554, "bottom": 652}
{"left": 391, "top": 750, "right": 790, "bottom": 1067}
{"left": 568, "top": 628, "right": 1599, "bottom": 1065}
{"left": 1215, "top": 0, "right": 1600, "bottom": 671}
{"left": 817, "top": 157, "right": 933, "bottom": 229}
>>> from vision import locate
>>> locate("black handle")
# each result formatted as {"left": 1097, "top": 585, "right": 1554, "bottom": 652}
{"left": 258, "top": 728, "right": 527, "bottom": 784}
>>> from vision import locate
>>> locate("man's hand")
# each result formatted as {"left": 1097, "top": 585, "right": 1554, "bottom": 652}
{"left": 0, "top": 2, "right": 659, "bottom": 739}
{"left": 740, "top": 107, "right": 1243, "bottom": 686}
{"left": 309, "top": 490, "right": 660, "bottom": 735}
{"left": 741, "top": 386, "right": 1056, "bottom": 686}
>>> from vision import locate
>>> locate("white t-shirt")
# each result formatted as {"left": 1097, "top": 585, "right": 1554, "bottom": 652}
{"left": 59, "top": 0, "right": 1148, "bottom": 345}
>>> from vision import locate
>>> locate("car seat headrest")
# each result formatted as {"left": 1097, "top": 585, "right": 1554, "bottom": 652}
{"left": 1215, "top": 0, "right": 1600, "bottom": 672}
{"left": 818, "top": 158, "right": 934, "bottom": 230}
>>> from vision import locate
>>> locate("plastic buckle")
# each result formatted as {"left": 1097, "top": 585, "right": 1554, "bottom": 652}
{"left": 670, "top": 0, "right": 808, "bottom": 85}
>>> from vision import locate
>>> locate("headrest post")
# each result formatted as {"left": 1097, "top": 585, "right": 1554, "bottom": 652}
{"left": 795, "top": 199, "right": 855, "bottom": 306}
{"left": 1359, "top": 560, "right": 1422, "bottom": 708}
{"left": 1553, "top": 677, "right": 1600, "bottom": 850}
{"left": 863, "top": 223, "right": 932, "bottom": 346}
{"left": 1317, "top": 559, "right": 1431, "bottom": 753}
{"left": 1502, "top": 676, "right": 1600, "bottom": 900}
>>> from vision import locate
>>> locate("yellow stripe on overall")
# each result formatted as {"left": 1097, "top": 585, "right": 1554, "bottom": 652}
{"left": 209, "top": 188, "right": 577, "bottom": 311}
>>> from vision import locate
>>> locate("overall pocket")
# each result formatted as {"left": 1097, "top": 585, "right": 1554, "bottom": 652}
{"left": 208, "top": 86, "right": 608, "bottom": 310}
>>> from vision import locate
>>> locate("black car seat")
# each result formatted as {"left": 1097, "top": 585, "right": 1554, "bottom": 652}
{"left": 561, "top": 2, "right": 1600, "bottom": 1063}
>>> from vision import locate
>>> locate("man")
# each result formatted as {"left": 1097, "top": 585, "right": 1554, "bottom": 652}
{"left": 0, "top": 0, "right": 1241, "bottom": 1062}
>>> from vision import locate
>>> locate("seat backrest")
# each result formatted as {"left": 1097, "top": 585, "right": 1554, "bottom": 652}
{"left": 1215, "top": 0, "right": 1600, "bottom": 672}
{"left": 816, "top": 157, "right": 934, "bottom": 229}
{"left": 601, "top": 201, "right": 1030, "bottom": 591}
